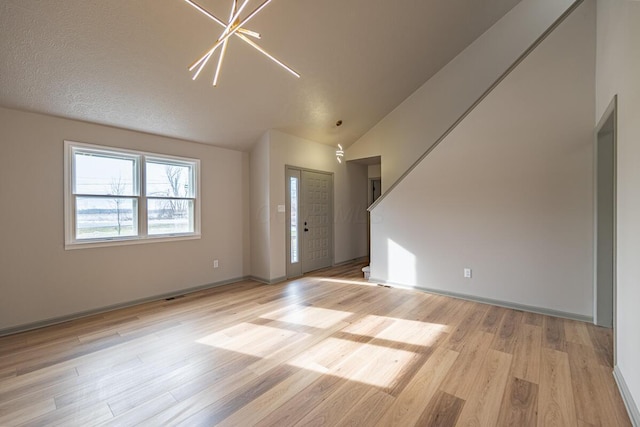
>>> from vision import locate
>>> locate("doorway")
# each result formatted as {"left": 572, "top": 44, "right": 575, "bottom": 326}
{"left": 286, "top": 166, "right": 334, "bottom": 278}
{"left": 370, "top": 178, "right": 382, "bottom": 206}
{"left": 594, "top": 96, "right": 616, "bottom": 331}
{"left": 367, "top": 177, "right": 382, "bottom": 258}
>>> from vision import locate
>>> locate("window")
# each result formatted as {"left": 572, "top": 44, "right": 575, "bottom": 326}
{"left": 65, "top": 141, "right": 200, "bottom": 248}
{"left": 290, "top": 175, "right": 299, "bottom": 263}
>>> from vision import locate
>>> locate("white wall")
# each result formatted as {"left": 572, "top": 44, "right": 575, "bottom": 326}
{"left": 346, "top": 0, "right": 574, "bottom": 192}
{"left": 368, "top": 164, "right": 381, "bottom": 179}
{"left": 0, "top": 107, "right": 250, "bottom": 332}
{"left": 596, "top": 0, "right": 640, "bottom": 420}
{"left": 370, "top": 0, "right": 595, "bottom": 317}
{"left": 249, "top": 129, "right": 368, "bottom": 282}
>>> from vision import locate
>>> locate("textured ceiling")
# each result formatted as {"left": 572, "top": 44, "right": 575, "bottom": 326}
{"left": 0, "top": 0, "right": 522, "bottom": 151}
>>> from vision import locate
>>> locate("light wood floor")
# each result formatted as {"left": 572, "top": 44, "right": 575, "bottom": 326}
{"left": 0, "top": 261, "right": 631, "bottom": 426}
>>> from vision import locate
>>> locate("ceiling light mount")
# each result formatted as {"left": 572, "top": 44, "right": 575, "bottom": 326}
{"left": 182, "top": 0, "right": 300, "bottom": 87}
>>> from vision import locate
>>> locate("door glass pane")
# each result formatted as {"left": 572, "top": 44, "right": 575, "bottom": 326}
{"left": 146, "top": 161, "right": 194, "bottom": 198}
{"left": 76, "top": 197, "right": 138, "bottom": 239}
{"left": 148, "top": 199, "right": 194, "bottom": 235}
{"left": 290, "top": 176, "right": 299, "bottom": 263}
{"left": 74, "top": 151, "right": 136, "bottom": 196}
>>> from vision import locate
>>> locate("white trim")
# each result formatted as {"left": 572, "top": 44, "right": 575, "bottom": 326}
{"left": 64, "top": 234, "right": 201, "bottom": 250}
{"left": 369, "top": 277, "right": 593, "bottom": 323}
{"left": 250, "top": 275, "right": 287, "bottom": 285}
{"left": 614, "top": 365, "right": 640, "bottom": 426}
{"left": 0, "top": 275, "right": 249, "bottom": 337}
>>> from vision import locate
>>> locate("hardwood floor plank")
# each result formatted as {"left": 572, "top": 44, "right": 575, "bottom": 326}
{"left": 175, "top": 364, "right": 297, "bottom": 426}
{"left": 444, "top": 304, "right": 488, "bottom": 352}
{"left": 567, "top": 342, "right": 631, "bottom": 426}
{"left": 479, "top": 305, "right": 508, "bottom": 333}
{"left": 292, "top": 377, "right": 372, "bottom": 427}
{"left": 21, "top": 401, "right": 114, "bottom": 427}
{"left": 543, "top": 316, "right": 566, "bottom": 352}
{"left": 538, "top": 347, "right": 578, "bottom": 426}
{"left": 102, "top": 393, "right": 178, "bottom": 427}
{"left": 491, "top": 309, "right": 523, "bottom": 354}
{"left": 593, "top": 364, "right": 633, "bottom": 426}
{"left": 168, "top": 354, "right": 259, "bottom": 403}
{"left": 0, "top": 398, "right": 56, "bottom": 426}
{"left": 254, "top": 372, "right": 347, "bottom": 426}
{"left": 455, "top": 349, "right": 513, "bottom": 426}
{"left": 496, "top": 377, "right": 538, "bottom": 426}
{"left": 374, "top": 346, "right": 459, "bottom": 426}
{"left": 217, "top": 369, "right": 324, "bottom": 427}
{"left": 587, "top": 325, "right": 614, "bottom": 368}
{"left": 415, "top": 390, "right": 464, "bottom": 427}
{"left": 0, "top": 366, "right": 78, "bottom": 403}
{"left": 139, "top": 367, "right": 259, "bottom": 425}
{"left": 523, "top": 311, "right": 544, "bottom": 327}
{"left": 334, "top": 389, "right": 395, "bottom": 427}
{"left": 564, "top": 319, "right": 592, "bottom": 346}
{"left": 439, "top": 330, "right": 494, "bottom": 400}
{"left": 512, "top": 323, "right": 542, "bottom": 384}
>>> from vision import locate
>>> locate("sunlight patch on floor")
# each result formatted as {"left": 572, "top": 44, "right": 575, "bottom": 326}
{"left": 260, "top": 305, "right": 352, "bottom": 329}
{"left": 197, "top": 323, "right": 306, "bottom": 358}
{"left": 289, "top": 337, "right": 417, "bottom": 388}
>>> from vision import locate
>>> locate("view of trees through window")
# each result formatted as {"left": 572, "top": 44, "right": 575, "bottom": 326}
{"left": 69, "top": 145, "right": 197, "bottom": 242}
{"left": 146, "top": 162, "right": 194, "bottom": 235}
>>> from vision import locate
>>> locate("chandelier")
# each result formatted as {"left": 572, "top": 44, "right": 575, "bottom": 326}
{"left": 182, "top": 0, "right": 300, "bottom": 86}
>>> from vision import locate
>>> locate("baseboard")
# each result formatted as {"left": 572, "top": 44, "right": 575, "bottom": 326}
{"left": 250, "top": 275, "right": 287, "bottom": 285}
{"left": 368, "top": 277, "right": 593, "bottom": 323}
{"left": 0, "top": 276, "right": 248, "bottom": 337}
{"left": 614, "top": 365, "right": 640, "bottom": 426}
{"left": 333, "top": 256, "right": 369, "bottom": 267}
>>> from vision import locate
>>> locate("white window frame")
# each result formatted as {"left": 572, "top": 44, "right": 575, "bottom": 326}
{"left": 64, "top": 140, "right": 201, "bottom": 249}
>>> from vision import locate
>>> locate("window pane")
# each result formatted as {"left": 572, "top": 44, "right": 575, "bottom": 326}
{"left": 290, "top": 176, "right": 299, "bottom": 263}
{"left": 74, "top": 151, "right": 136, "bottom": 196}
{"left": 146, "top": 161, "right": 194, "bottom": 198}
{"left": 148, "top": 199, "right": 194, "bottom": 235}
{"left": 76, "top": 197, "right": 138, "bottom": 239}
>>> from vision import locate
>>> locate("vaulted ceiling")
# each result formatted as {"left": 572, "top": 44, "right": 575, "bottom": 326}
{"left": 0, "top": 0, "right": 522, "bottom": 151}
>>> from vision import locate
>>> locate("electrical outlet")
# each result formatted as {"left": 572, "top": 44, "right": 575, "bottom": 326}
{"left": 214, "top": 259, "right": 219, "bottom": 268}
{"left": 463, "top": 268, "right": 472, "bottom": 278}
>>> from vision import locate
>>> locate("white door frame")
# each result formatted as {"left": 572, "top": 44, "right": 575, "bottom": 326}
{"left": 593, "top": 95, "right": 617, "bottom": 358}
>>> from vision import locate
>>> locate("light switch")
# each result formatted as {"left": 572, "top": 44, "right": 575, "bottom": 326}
{"left": 277, "top": 204, "right": 286, "bottom": 213}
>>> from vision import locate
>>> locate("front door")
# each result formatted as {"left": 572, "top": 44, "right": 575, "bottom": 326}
{"left": 286, "top": 167, "right": 333, "bottom": 277}
{"left": 301, "top": 170, "right": 333, "bottom": 273}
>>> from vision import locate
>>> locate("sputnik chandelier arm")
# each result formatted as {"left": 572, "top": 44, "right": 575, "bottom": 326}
{"left": 183, "top": 0, "right": 261, "bottom": 38}
{"left": 190, "top": 0, "right": 252, "bottom": 80}
{"left": 182, "top": 0, "right": 300, "bottom": 86}
{"left": 211, "top": 0, "right": 238, "bottom": 86}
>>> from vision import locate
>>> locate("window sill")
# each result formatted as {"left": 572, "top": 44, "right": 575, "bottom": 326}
{"left": 64, "top": 233, "right": 201, "bottom": 250}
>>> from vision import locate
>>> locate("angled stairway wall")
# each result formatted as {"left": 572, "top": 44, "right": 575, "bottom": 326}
{"left": 368, "top": 0, "right": 596, "bottom": 319}
{"left": 346, "top": 0, "right": 575, "bottom": 193}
